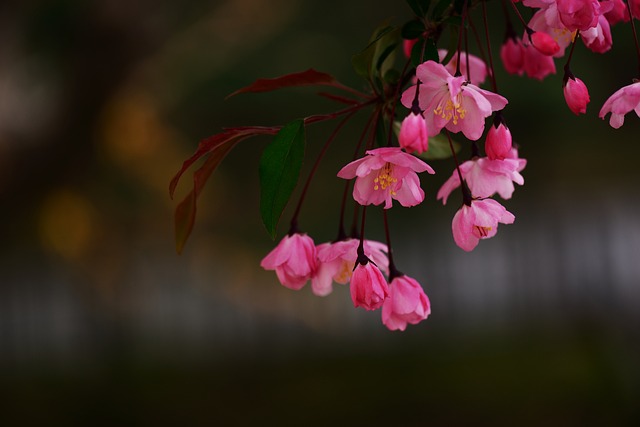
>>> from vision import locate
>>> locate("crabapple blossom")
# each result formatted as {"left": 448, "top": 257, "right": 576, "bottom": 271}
{"left": 581, "top": 15, "right": 613, "bottom": 53}
{"left": 599, "top": 81, "right": 640, "bottom": 128}
{"left": 452, "top": 198, "right": 515, "bottom": 252}
{"left": 337, "top": 147, "right": 434, "bottom": 209}
{"left": 382, "top": 275, "right": 431, "bottom": 331}
{"left": 437, "top": 156, "right": 526, "bottom": 204}
{"left": 501, "top": 36, "right": 525, "bottom": 75}
{"left": 556, "top": 0, "right": 602, "bottom": 32}
{"left": 260, "top": 232, "right": 317, "bottom": 290}
{"left": 312, "top": 239, "right": 388, "bottom": 297}
{"left": 563, "top": 75, "right": 590, "bottom": 115}
{"left": 438, "top": 49, "right": 488, "bottom": 85}
{"left": 401, "top": 61, "right": 508, "bottom": 140}
{"left": 485, "top": 115, "right": 513, "bottom": 160}
{"left": 399, "top": 112, "right": 429, "bottom": 154}
{"left": 604, "top": 0, "right": 629, "bottom": 25}
{"left": 350, "top": 259, "right": 389, "bottom": 310}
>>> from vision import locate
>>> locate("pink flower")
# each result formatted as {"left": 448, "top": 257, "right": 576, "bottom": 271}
{"left": 401, "top": 61, "right": 508, "bottom": 141}
{"left": 599, "top": 81, "right": 640, "bottom": 128}
{"left": 437, "top": 156, "right": 526, "bottom": 204}
{"left": 604, "top": 0, "right": 629, "bottom": 25}
{"left": 382, "top": 275, "right": 431, "bottom": 331}
{"left": 452, "top": 198, "right": 515, "bottom": 252}
{"left": 438, "top": 49, "right": 488, "bottom": 85}
{"left": 260, "top": 233, "right": 317, "bottom": 290}
{"left": 557, "top": 0, "right": 601, "bottom": 31}
{"left": 312, "top": 239, "right": 388, "bottom": 297}
{"left": 522, "top": 45, "right": 557, "bottom": 80}
{"left": 485, "top": 116, "right": 513, "bottom": 160}
{"left": 398, "top": 112, "right": 428, "bottom": 154}
{"left": 337, "top": 147, "right": 435, "bottom": 209}
{"left": 529, "top": 31, "right": 561, "bottom": 56}
{"left": 581, "top": 15, "right": 613, "bottom": 53}
{"left": 350, "top": 260, "right": 389, "bottom": 310}
{"left": 563, "top": 76, "right": 590, "bottom": 115}
{"left": 500, "top": 37, "right": 525, "bottom": 75}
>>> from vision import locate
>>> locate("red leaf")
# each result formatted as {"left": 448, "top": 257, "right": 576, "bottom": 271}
{"left": 169, "top": 127, "right": 276, "bottom": 199}
{"left": 226, "top": 69, "right": 337, "bottom": 99}
{"left": 171, "top": 127, "right": 277, "bottom": 253}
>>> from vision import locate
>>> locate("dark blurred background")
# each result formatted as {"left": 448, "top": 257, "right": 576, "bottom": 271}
{"left": 1, "top": 0, "right": 639, "bottom": 425}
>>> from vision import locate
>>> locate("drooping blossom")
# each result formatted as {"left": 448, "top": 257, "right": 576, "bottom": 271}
{"left": 556, "top": 0, "right": 602, "bottom": 32}
{"left": 501, "top": 36, "right": 525, "bottom": 75}
{"left": 351, "top": 259, "right": 389, "bottom": 311}
{"left": 312, "top": 238, "right": 388, "bottom": 297}
{"left": 529, "top": 30, "right": 561, "bottom": 56}
{"left": 401, "top": 61, "right": 508, "bottom": 141}
{"left": 599, "top": 81, "right": 640, "bottom": 128}
{"left": 485, "top": 114, "right": 513, "bottom": 160}
{"left": 337, "top": 147, "right": 435, "bottom": 209}
{"left": 438, "top": 49, "right": 488, "bottom": 85}
{"left": 581, "top": 15, "right": 613, "bottom": 53}
{"left": 452, "top": 198, "right": 515, "bottom": 252}
{"left": 604, "top": 0, "right": 630, "bottom": 25}
{"left": 399, "top": 111, "right": 429, "bottom": 154}
{"left": 382, "top": 274, "right": 431, "bottom": 331}
{"left": 260, "top": 232, "right": 317, "bottom": 290}
{"left": 437, "top": 155, "right": 526, "bottom": 204}
{"left": 563, "top": 75, "right": 590, "bottom": 115}
{"left": 527, "top": 9, "right": 573, "bottom": 57}
{"left": 522, "top": 45, "right": 557, "bottom": 80}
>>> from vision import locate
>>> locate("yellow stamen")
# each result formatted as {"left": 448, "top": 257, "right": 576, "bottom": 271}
{"left": 374, "top": 163, "right": 398, "bottom": 195}
{"left": 433, "top": 94, "right": 466, "bottom": 125}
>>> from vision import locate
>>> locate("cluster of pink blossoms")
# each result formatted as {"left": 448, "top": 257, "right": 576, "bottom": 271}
{"left": 502, "top": 0, "right": 640, "bottom": 124}
{"left": 255, "top": 0, "right": 640, "bottom": 331}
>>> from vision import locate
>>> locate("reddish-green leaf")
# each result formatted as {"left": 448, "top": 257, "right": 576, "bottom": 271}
{"left": 226, "top": 69, "right": 337, "bottom": 99}
{"left": 171, "top": 127, "right": 277, "bottom": 253}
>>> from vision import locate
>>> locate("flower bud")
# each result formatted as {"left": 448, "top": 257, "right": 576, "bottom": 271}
{"left": 563, "top": 76, "right": 590, "bottom": 115}
{"left": 530, "top": 31, "right": 560, "bottom": 56}
{"left": 500, "top": 37, "right": 524, "bottom": 75}
{"left": 398, "top": 112, "right": 428, "bottom": 154}
{"left": 350, "top": 261, "right": 388, "bottom": 311}
{"left": 485, "top": 118, "right": 513, "bottom": 160}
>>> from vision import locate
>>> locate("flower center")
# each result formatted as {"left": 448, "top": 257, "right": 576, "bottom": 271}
{"left": 433, "top": 94, "right": 466, "bottom": 125}
{"left": 373, "top": 163, "right": 398, "bottom": 195}
{"left": 473, "top": 225, "right": 491, "bottom": 238}
{"left": 335, "top": 260, "right": 352, "bottom": 284}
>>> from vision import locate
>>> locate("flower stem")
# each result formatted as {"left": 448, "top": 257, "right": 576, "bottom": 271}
{"left": 291, "top": 111, "right": 356, "bottom": 228}
{"left": 482, "top": 0, "right": 499, "bottom": 93}
{"left": 625, "top": 0, "right": 640, "bottom": 77}
{"left": 446, "top": 129, "right": 472, "bottom": 206}
{"left": 383, "top": 209, "right": 402, "bottom": 281}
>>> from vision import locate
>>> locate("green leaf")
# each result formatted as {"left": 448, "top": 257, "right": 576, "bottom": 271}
{"left": 419, "top": 133, "right": 461, "bottom": 160}
{"left": 401, "top": 20, "right": 425, "bottom": 40}
{"left": 259, "top": 119, "right": 306, "bottom": 239}
{"left": 405, "top": 0, "right": 431, "bottom": 17}
{"left": 375, "top": 116, "right": 388, "bottom": 148}
{"left": 431, "top": 0, "right": 452, "bottom": 21}
{"left": 424, "top": 37, "right": 439, "bottom": 62}
{"left": 410, "top": 37, "right": 438, "bottom": 66}
{"left": 352, "top": 24, "right": 399, "bottom": 80}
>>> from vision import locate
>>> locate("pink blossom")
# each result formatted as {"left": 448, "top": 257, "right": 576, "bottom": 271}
{"left": 557, "top": 0, "right": 601, "bottom": 31}
{"left": 260, "top": 233, "right": 317, "bottom": 290}
{"left": 399, "top": 112, "right": 428, "bottom": 154}
{"left": 500, "top": 37, "right": 525, "bottom": 75}
{"left": 485, "top": 117, "right": 513, "bottom": 160}
{"left": 350, "top": 261, "right": 389, "bottom": 310}
{"left": 438, "top": 49, "right": 488, "bottom": 85}
{"left": 528, "top": 9, "right": 573, "bottom": 57}
{"left": 401, "top": 61, "right": 508, "bottom": 141}
{"left": 564, "top": 76, "right": 590, "bottom": 115}
{"left": 604, "top": 0, "right": 630, "bottom": 25}
{"left": 382, "top": 275, "right": 431, "bottom": 331}
{"left": 312, "top": 239, "right": 388, "bottom": 297}
{"left": 452, "top": 198, "right": 515, "bottom": 252}
{"left": 337, "top": 147, "right": 435, "bottom": 209}
{"left": 437, "top": 156, "right": 526, "bottom": 204}
{"left": 599, "top": 81, "right": 640, "bottom": 128}
{"left": 521, "top": 45, "right": 556, "bottom": 80}
{"left": 581, "top": 15, "right": 613, "bottom": 53}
